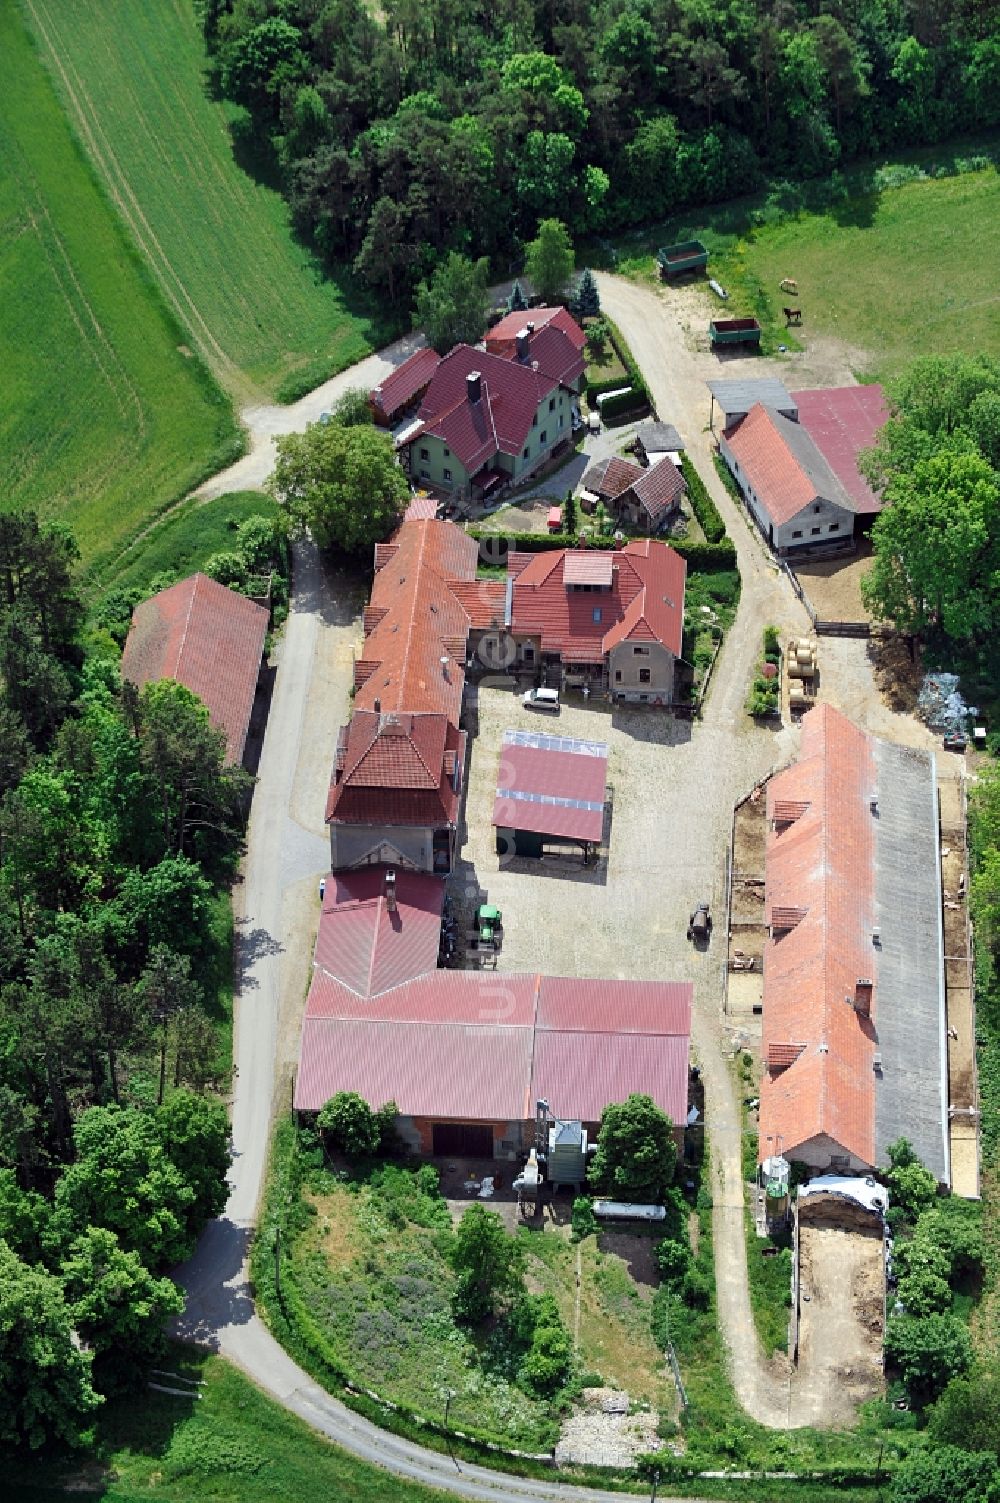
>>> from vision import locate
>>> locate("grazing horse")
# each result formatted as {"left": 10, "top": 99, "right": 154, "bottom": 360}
{"left": 783, "top": 306, "right": 802, "bottom": 325}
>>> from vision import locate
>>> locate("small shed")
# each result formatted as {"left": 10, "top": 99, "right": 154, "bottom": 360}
{"left": 493, "top": 728, "right": 608, "bottom": 861}
{"left": 634, "top": 421, "right": 685, "bottom": 468}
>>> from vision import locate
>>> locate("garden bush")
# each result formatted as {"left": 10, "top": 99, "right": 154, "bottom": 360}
{"left": 570, "top": 1196, "right": 597, "bottom": 1242}
{"left": 680, "top": 455, "right": 726, "bottom": 544}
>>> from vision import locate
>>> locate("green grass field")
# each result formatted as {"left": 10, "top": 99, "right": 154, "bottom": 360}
{"left": 742, "top": 170, "right": 1000, "bottom": 378}
{"left": 19, "top": 0, "right": 386, "bottom": 400}
{"left": 0, "top": 4, "right": 242, "bottom": 581}
{"left": 105, "top": 490, "right": 281, "bottom": 599}
{"left": 7, "top": 1345, "right": 452, "bottom": 1502}
{"left": 615, "top": 153, "right": 1000, "bottom": 377}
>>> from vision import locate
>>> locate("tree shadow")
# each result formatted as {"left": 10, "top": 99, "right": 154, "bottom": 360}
{"left": 234, "top": 919, "right": 283, "bottom": 992}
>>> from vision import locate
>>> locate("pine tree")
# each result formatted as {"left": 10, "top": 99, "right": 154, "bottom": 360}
{"left": 507, "top": 279, "right": 528, "bottom": 313}
{"left": 573, "top": 267, "right": 601, "bottom": 319}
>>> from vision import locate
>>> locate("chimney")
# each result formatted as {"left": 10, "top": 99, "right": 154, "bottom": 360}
{"left": 385, "top": 867, "right": 397, "bottom": 913}
{"left": 515, "top": 328, "right": 530, "bottom": 361}
{"left": 440, "top": 654, "right": 450, "bottom": 680}
{"left": 467, "top": 370, "right": 482, "bottom": 404}
{"left": 854, "top": 978, "right": 873, "bottom": 1016}
{"left": 374, "top": 696, "right": 381, "bottom": 715}
{"left": 526, "top": 321, "right": 535, "bottom": 334}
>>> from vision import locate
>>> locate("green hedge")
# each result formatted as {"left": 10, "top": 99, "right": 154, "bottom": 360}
{"left": 600, "top": 389, "right": 651, "bottom": 424}
{"left": 586, "top": 315, "right": 648, "bottom": 405}
{"left": 671, "top": 537, "right": 738, "bottom": 570}
{"left": 468, "top": 528, "right": 737, "bottom": 571}
{"left": 681, "top": 454, "right": 727, "bottom": 544}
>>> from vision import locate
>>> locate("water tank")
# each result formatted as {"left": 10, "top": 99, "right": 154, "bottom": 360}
{"left": 547, "top": 1120, "right": 588, "bottom": 1187}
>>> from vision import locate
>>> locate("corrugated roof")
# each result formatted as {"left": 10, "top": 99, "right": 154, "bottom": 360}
{"left": 371, "top": 348, "right": 441, "bottom": 421}
{"left": 403, "top": 495, "right": 439, "bottom": 521}
{"left": 295, "top": 1017, "right": 535, "bottom": 1119}
{"left": 708, "top": 378, "right": 797, "bottom": 421}
{"left": 493, "top": 730, "right": 608, "bottom": 842}
{"left": 120, "top": 573, "right": 267, "bottom": 763}
{"left": 635, "top": 421, "right": 685, "bottom": 453}
{"left": 537, "top": 977, "right": 691, "bottom": 1035}
{"left": 792, "top": 386, "right": 889, "bottom": 514}
{"left": 531, "top": 1030, "right": 689, "bottom": 1126}
{"left": 294, "top": 968, "right": 692, "bottom": 1125}
{"left": 725, "top": 404, "right": 853, "bottom": 526}
{"left": 314, "top": 867, "right": 445, "bottom": 997}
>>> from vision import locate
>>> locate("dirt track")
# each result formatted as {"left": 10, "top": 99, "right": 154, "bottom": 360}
{"left": 595, "top": 271, "right": 948, "bottom": 1431}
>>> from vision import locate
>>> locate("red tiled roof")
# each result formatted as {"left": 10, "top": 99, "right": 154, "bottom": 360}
{"left": 403, "top": 495, "right": 438, "bottom": 521}
{"left": 485, "top": 307, "right": 586, "bottom": 385}
{"left": 446, "top": 580, "right": 507, "bottom": 630}
{"left": 582, "top": 456, "right": 644, "bottom": 500}
{"left": 326, "top": 711, "right": 463, "bottom": 825}
{"left": 565, "top": 553, "right": 613, "bottom": 587}
{"left": 760, "top": 703, "right": 878, "bottom": 1166}
{"left": 631, "top": 459, "right": 686, "bottom": 525}
{"left": 313, "top": 867, "right": 445, "bottom": 997}
{"left": 510, "top": 541, "right": 685, "bottom": 661}
{"left": 120, "top": 573, "right": 267, "bottom": 764}
{"left": 357, "top": 518, "right": 479, "bottom": 722}
{"left": 493, "top": 731, "right": 608, "bottom": 842}
{"left": 792, "top": 386, "right": 889, "bottom": 514}
{"left": 724, "top": 404, "right": 818, "bottom": 526}
{"left": 370, "top": 348, "right": 441, "bottom": 421}
{"left": 294, "top": 966, "right": 691, "bottom": 1125}
{"left": 411, "top": 345, "right": 561, "bottom": 473}
{"left": 486, "top": 306, "right": 586, "bottom": 353}
{"left": 601, "top": 540, "right": 685, "bottom": 657}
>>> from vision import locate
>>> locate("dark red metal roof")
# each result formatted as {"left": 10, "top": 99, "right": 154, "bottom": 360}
{"left": 412, "top": 345, "right": 561, "bottom": 473}
{"left": 371, "top": 347, "right": 441, "bottom": 421}
{"left": 294, "top": 962, "right": 692, "bottom": 1125}
{"left": 313, "top": 867, "right": 445, "bottom": 997}
{"left": 493, "top": 730, "right": 608, "bottom": 842}
{"left": 121, "top": 573, "right": 267, "bottom": 763}
{"left": 791, "top": 386, "right": 889, "bottom": 513}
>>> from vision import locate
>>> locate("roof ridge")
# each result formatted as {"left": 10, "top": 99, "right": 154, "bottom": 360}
{"left": 172, "top": 573, "right": 203, "bottom": 680}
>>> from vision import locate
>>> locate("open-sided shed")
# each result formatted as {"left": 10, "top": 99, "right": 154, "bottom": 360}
{"left": 493, "top": 728, "right": 608, "bottom": 859}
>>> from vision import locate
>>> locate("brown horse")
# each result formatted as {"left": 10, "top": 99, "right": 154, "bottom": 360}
{"left": 783, "top": 306, "right": 802, "bottom": 325}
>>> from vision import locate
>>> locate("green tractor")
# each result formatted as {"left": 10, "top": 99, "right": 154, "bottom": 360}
{"left": 475, "top": 903, "right": 504, "bottom": 951}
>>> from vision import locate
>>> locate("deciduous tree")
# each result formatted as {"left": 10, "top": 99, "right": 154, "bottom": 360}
{"left": 269, "top": 422, "right": 409, "bottom": 553}
{"left": 889, "top": 1443, "right": 998, "bottom": 1503}
{"left": 0, "top": 1240, "right": 101, "bottom": 1450}
{"left": 450, "top": 1203, "right": 523, "bottom": 1325}
{"left": 884, "top": 1313, "right": 972, "bottom": 1404}
{"left": 156, "top": 1089, "right": 230, "bottom": 1229}
{"left": 60, "top": 1226, "right": 183, "bottom": 1384}
{"left": 414, "top": 253, "right": 491, "bottom": 351}
{"left": 524, "top": 218, "right": 574, "bottom": 305}
{"left": 589, "top": 1093, "right": 676, "bottom": 1204}
{"left": 54, "top": 1105, "right": 196, "bottom": 1270}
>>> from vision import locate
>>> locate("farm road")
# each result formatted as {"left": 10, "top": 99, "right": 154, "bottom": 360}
{"left": 195, "top": 332, "right": 426, "bottom": 499}
{"left": 596, "top": 270, "right": 947, "bottom": 1428}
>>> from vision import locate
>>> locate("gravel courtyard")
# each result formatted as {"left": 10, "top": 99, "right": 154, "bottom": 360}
{"left": 451, "top": 683, "right": 789, "bottom": 990}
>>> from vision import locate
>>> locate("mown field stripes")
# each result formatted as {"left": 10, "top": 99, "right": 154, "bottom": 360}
{"left": 0, "top": 4, "right": 240, "bottom": 576}
{"left": 20, "top": 0, "right": 381, "bottom": 399}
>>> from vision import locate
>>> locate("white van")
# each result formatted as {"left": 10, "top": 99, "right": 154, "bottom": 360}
{"left": 522, "top": 686, "right": 560, "bottom": 714}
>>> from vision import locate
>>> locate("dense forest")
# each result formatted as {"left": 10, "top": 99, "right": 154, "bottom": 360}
{"left": 0, "top": 515, "right": 271, "bottom": 1449}
{"left": 203, "top": 0, "right": 1000, "bottom": 303}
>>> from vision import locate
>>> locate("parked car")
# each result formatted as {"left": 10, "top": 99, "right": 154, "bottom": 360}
{"left": 522, "top": 686, "right": 560, "bottom": 714}
{"left": 687, "top": 902, "right": 712, "bottom": 942}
